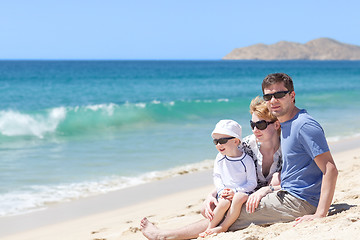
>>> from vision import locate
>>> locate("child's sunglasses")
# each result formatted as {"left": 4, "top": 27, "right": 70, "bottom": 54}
{"left": 213, "top": 137, "right": 235, "bottom": 145}
{"left": 250, "top": 120, "right": 275, "bottom": 130}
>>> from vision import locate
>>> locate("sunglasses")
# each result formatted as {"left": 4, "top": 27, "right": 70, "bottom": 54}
{"left": 263, "top": 90, "right": 290, "bottom": 101}
{"left": 250, "top": 120, "right": 275, "bottom": 130}
{"left": 213, "top": 137, "right": 235, "bottom": 145}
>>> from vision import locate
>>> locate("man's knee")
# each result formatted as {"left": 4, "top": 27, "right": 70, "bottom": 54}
{"left": 229, "top": 191, "right": 317, "bottom": 231}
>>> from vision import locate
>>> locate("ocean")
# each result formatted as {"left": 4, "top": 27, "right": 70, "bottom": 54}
{"left": 0, "top": 60, "right": 359, "bottom": 217}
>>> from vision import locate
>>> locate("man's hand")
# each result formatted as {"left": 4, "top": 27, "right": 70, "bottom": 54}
{"left": 293, "top": 214, "right": 323, "bottom": 226}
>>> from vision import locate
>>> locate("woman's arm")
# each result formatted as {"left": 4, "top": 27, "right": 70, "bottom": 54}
{"left": 269, "top": 171, "right": 281, "bottom": 186}
{"left": 246, "top": 171, "right": 281, "bottom": 213}
{"left": 245, "top": 186, "right": 271, "bottom": 213}
{"left": 201, "top": 188, "right": 218, "bottom": 220}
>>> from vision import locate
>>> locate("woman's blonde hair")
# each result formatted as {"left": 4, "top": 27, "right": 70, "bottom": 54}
{"left": 250, "top": 96, "right": 280, "bottom": 134}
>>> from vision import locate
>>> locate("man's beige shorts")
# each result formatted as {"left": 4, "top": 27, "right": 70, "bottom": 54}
{"left": 229, "top": 190, "right": 317, "bottom": 231}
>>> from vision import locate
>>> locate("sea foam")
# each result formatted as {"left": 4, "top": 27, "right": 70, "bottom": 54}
{"left": 0, "top": 107, "right": 66, "bottom": 138}
{"left": 0, "top": 159, "right": 213, "bottom": 217}
{"left": 0, "top": 99, "right": 236, "bottom": 140}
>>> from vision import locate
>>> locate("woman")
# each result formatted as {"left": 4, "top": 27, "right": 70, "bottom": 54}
{"left": 141, "top": 96, "right": 282, "bottom": 240}
{"left": 203, "top": 96, "right": 282, "bottom": 221}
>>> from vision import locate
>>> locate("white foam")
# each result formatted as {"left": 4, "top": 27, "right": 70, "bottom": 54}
{"left": 84, "top": 103, "right": 116, "bottom": 116}
{"left": 135, "top": 103, "right": 147, "bottom": 108}
{"left": 0, "top": 159, "right": 213, "bottom": 217}
{"left": 151, "top": 100, "right": 161, "bottom": 104}
{"left": 327, "top": 132, "right": 360, "bottom": 143}
{"left": 0, "top": 107, "right": 66, "bottom": 138}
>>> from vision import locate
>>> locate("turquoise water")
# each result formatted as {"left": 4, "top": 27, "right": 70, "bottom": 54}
{"left": 0, "top": 60, "right": 359, "bottom": 216}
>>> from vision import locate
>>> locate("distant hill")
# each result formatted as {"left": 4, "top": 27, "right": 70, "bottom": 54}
{"left": 223, "top": 38, "right": 360, "bottom": 60}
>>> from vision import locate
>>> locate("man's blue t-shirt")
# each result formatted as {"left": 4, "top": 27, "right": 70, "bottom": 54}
{"left": 280, "top": 109, "right": 329, "bottom": 207}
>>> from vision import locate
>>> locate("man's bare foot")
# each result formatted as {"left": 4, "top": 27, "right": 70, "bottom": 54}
{"left": 140, "top": 217, "right": 163, "bottom": 240}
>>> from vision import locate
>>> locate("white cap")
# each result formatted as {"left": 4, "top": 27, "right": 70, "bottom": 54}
{"left": 211, "top": 119, "right": 242, "bottom": 139}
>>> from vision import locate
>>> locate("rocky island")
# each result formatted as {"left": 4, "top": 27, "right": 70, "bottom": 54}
{"left": 223, "top": 38, "right": 360, "bottom": 60}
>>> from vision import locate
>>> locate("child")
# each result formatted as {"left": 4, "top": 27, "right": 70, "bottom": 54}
{"left": 200, "top": 119, "right": 257, "bottom": 237}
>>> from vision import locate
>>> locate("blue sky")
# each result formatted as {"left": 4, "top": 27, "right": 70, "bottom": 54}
{"left": 1, "top": 0, "right": 359, "bottom": 59}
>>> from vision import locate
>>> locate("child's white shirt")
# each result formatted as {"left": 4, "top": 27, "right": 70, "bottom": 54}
{"left": 213, "top": 151, "right": 257, "bottom": 194}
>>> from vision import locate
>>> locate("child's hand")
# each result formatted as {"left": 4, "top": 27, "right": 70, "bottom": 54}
{"left": 220, "top": 188, "right": 235, "bottom": 201}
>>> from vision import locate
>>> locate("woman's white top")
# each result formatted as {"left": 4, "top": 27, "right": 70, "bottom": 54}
{"left": 241, "top": 134, "right": 282, "bottom": 189}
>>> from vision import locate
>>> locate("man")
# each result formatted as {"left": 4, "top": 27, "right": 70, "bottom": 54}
{"left": 229, "top": 72, "right": 338, "bottom": 230}
{"left": 262, "top": 73, "right": 338, "bottom": 224}
{"left": 141, "top": 73, "right": 338, "bottom": 239}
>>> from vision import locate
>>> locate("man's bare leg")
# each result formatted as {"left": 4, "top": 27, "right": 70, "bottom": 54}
{"left": 141, "top": 217, "right": 209, "bottom": 240}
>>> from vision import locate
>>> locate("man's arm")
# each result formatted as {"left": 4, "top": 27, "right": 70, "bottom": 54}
{"left": 294, "top": 151, "right": 338, "bottom": 225}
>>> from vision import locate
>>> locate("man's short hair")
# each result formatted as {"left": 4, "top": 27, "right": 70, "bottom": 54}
{"left": 262, "top": 73, "right": 294, "bottom": 93}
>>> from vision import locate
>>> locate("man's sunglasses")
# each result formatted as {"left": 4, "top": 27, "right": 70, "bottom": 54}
{"left": 213, "top": 137, "right": 235, "bottom": 145}
{"left": 263, "top": 90, "right": 290, "bottom": 101}
{"left": 250, "top": 120, "right": 275, "bottom": 130}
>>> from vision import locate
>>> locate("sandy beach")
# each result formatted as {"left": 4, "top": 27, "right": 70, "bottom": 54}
{"left": 1, "top": 137, "right": 359, "bottom": 240}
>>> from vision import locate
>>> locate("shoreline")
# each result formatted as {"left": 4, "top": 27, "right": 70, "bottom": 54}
{"left": 1, "top": 136, "right": 360, "bottom": 239}
{"left": 0, "top": 170, "right": 213, "bottom": 237}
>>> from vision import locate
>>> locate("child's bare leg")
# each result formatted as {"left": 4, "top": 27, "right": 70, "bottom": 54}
{"left": 208, "top": 193, "right": 248, "bottom": 234}
{"left": 199, "top": 198, "right": 230, "bottom": 236}
{"left": 208, "top": 198, "right": 231, "bottom": 229}
{"left": 141, "top": 217, "right": 209, "bottom": 240}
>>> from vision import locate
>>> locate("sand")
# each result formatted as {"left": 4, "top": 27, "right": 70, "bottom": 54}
{"left": 1, "top": 138, "right": 359, "bottom": 240}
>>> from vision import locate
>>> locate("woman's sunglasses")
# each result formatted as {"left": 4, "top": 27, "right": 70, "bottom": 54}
{"left": 250, "top": 120, "right": 275, "bottom": 130}
{"left": 263, "top": 90, "right": 290, "bottom": 101}
{"left": 213, "top": 137, "right": 235, "bottom": 145}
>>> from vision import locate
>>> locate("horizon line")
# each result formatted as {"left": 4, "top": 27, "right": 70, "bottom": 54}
{"left": 0, "top": 59, "right": 359, "bottom": 61}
